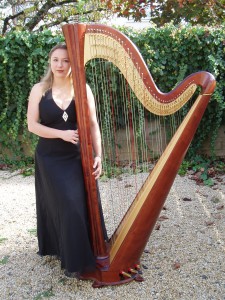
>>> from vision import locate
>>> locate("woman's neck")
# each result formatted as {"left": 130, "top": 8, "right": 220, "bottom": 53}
{"left": 52, "top": 77, "right": 71, "bottom": 90}
{"left": 51, "top": 77, "right": 74, "bottom": 102}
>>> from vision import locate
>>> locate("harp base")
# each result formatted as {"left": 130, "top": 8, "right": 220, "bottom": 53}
{"left": 78, "top": 270, "right": 144, "bottom": 288}
{"left": 96, "top": 255, "right": 110, "bottom": 271}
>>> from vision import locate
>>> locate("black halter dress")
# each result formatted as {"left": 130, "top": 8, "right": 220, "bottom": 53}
{"left": 35, "top": 89, "right": 96, "bottom": 273}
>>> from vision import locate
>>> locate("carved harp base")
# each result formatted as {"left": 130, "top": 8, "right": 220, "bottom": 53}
{"left": 78, "top": 268, "right": 144, "bottom": 288}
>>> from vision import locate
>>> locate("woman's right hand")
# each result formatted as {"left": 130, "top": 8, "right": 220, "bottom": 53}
{"left": 60, "top": 129, "right": 79, "bottom": 144}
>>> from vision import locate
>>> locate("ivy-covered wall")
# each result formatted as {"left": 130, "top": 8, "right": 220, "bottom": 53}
{"left": 0, "top": 31, "right": 64, "bottom": 163}
{"left": 122, "top": 24, "right": 225, "bottom": 158}
{"left": 0, "top": 24, "right": 224, "bottom": 164}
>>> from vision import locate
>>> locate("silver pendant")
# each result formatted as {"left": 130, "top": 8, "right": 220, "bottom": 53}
{"left": 62, "top": 111, "right": 68, "bottom": 122}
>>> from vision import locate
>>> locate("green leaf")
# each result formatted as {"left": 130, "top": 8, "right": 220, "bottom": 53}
{"left": 0, "top": 256, "right": 9, "bottom": 264}
{"left": 0, "top": 237, "right": 7, "bottom": 244}
{"left": 34, "top": 289, "right": 54, "bottom": 300}
{"left": 28, "top": 228, "right": 37, "bottom": 236}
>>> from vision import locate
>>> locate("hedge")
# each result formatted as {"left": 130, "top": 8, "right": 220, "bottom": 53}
{"left": 0, "top": 23, "right": 224, "bottom": 164}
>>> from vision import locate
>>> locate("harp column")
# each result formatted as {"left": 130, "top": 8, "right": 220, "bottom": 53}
{"left": 62, "top": 24, "right": 109, "bottom": 269}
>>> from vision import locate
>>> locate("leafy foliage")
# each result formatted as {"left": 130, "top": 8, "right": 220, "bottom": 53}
{"left": 179, "top": 156, "right": 225, "bottom": 186}
{"left": 101, "top": 0, "right": 225, "bottom": 25}
{"left": 0, "top": 24, "right": 224, "bottom": 167}
{"left": 1, "top": 0, "right": 225, "bottom": 35}
{"left": 150, "top": 0, "right": 225, "bottom": 26}
{"left": 0, "top": 0, "right": 107, "bottom": 34}
{"left": 0, "top": 30, "right": 64, "bottom": 164}
{"left": 121, "top": 23, "right": 225, "bottom": 157}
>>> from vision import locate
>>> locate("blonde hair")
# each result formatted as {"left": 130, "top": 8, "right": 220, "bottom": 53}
{"left": 40, "top": 43, "right": 73, "bottom": 94}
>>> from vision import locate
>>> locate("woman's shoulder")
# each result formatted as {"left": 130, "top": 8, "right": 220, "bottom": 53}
{"left": 31, "top": 82, "right": 45, "bottom": 94}
{"left": 86, "top": 83, "right": 91, "bottom": 92}
{"left": 29, "top": 82, "right": 47, "bottom": 103}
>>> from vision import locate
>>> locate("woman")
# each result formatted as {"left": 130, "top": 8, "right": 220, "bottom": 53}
{"left": 27, "top": 43, "right": 102, "bottom": 276}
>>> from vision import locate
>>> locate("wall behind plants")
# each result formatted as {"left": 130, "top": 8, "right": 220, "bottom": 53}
{"left": 0, "top": 24, "right": 224, "bottom": 165}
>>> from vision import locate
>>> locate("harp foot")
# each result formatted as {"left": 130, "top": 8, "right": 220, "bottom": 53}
{"left": 79, "top": 271, "right": 144, "bottom": 288}
{"left": 134, "top": 274, "right": 144, "bottom": 282}
{"left": 91, "top": 275, "right": 143, "bottom": 288}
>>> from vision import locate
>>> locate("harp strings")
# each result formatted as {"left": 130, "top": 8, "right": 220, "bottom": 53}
{"left": 87, "top": 58, "right": 147, "bottom": 237}
{"left": 87, "top": 58, "right": 159, "bottom": 238}
{"left": 85, "top": 33, "right": 191, "bottom": 240}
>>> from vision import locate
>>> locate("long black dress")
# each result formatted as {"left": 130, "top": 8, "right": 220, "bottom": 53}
{"left": 35, "top": 89, "right": 96, "bottom": 273}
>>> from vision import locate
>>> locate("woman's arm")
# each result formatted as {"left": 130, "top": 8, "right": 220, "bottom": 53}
{"left": 27, "top": 83, "right": 78, "bottom": 144}
{"left": 86, "top": 84, "right": 102, "bottom": 179}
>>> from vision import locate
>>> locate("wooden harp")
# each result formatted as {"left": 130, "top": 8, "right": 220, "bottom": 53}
{"left": 62, "top": 23, "right": 216, "bottom": 287}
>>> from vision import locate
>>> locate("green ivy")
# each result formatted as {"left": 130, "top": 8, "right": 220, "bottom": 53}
{"left": 122, "top": 23, "right": 225, "bottom": 158}
{"left": 0, "top": 24, "right": 224, "bottom": 166}
{"left": 0, "top": 30, "right": 64, "bottom": 165}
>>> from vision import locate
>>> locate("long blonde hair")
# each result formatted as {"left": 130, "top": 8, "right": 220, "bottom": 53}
{"left": 40, "top": 43, "right": 73, "bottom": 95}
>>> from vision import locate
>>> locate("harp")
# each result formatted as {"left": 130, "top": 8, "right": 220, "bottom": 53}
{"left": 62, "top": 23, "right": 216, "bottom": 287}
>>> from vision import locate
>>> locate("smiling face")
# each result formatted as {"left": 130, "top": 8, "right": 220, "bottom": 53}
{"left": 50, "top": 48, "right": 71, "bottom": 79}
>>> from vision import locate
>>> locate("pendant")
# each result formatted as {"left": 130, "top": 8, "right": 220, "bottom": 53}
{"left": 62, "top": 111, "right": 68, "bottom": 122}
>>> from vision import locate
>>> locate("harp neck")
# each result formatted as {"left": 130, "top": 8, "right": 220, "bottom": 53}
{"left": 83, "top": 24, "right": 215, "bottom": 115}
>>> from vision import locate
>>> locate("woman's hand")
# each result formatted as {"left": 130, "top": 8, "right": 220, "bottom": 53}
{"left": 92, "top": 156, "right": 102, "bottom": 179}
{"left": 60, "top": 129, "right": 79, "bottom": 144}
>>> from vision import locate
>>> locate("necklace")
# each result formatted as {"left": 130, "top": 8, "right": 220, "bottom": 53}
{"left": 51, "top": 85, "right": 72, "bottom": 122}
{"left": 62, "top": 111, "right": 68, "bottom": 122}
